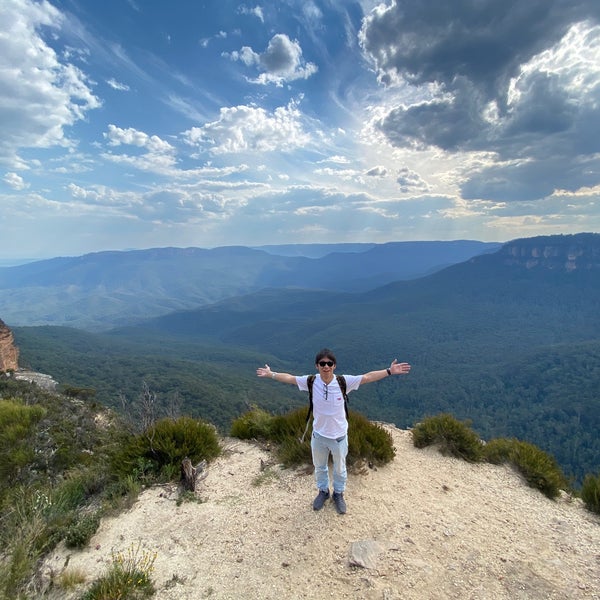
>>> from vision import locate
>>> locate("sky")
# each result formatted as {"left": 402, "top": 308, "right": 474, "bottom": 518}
{"left": 1, "top": 0, "right": 600, "bottom": 261}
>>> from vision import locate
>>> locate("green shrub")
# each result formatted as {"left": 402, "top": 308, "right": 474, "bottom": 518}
{"left": 481, "top": 437, "right": 516, "bottom": 464}
{"left": 64, "top": 512, "right": 101, "bottom": 549}
{"left": 230, "top": 406, "right": 276, "bottom": 440}
{"left": 483, "top": 438, "right": 567, "bottom": 499}
{"left": 580, "top": 472, "right": 600, "bottom": 514}
{"left": 348, "top": 412, "right": 396, "bottom": 466}
{"left": 506, "top": 440, "right": 567, "bottom": 499}
{"left": 113, "top": 416, "right": 221, "bottom": 483}
{"left": 411, "top": 414, "right": 484, "bottom": 462}
{"left": 231, "top": 408, "right": 396, "bottom": 468}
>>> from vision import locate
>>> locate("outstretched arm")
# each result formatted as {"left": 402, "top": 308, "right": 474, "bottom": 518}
{"left": 360, "top": 359, "right": 411, "bottom": 385}
{"left": 256, "top": 364, "right": 297, "bottom": 385}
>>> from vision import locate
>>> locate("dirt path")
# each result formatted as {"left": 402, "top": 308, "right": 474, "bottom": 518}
{"left": 42, "top": 426, "right": 600, "bottom": 599}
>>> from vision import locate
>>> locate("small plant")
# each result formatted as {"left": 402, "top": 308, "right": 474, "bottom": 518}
{"left": 113, "top": 416, "right": 221, "bottom": 483}
{"left": 505, "top": 440, "right": 567, "bottom": 499}
{"left": 64, "top": 512, "right": 101, "bottom": 549}
{"left": 412, "top": 414, "right": 484, "bottom": 462}
{"left": 57, "top": 567, "right": 87, "bottom": 590}
{"left": 483, "top": 437, "right": 567, "bottom": 499}
{"left": 176, "top": 490, "right": 203, "bottom": 506}
{"left": 81, "top": 543, "right": 157, "bottom": 600}
{"left": 231, "top": 407, "right": 396, "bottom": 468}
{"left": 481, "top": 437, "right": 516, "bottom": 464}
{"left": 252, "top": 467, "right": 280, "bottom": 487}
{"left": 580, "top": 472, "right": 600, "bottom": 514}
{"left": 230, "top": 407, "right": 275, "bottom": 440}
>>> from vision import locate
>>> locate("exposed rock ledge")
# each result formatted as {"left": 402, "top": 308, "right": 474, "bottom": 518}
{"left": 0, "top": 318, "right": 19, "bottom": 372}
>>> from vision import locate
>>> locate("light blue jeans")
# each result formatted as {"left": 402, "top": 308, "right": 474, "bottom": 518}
{"left": 311, "top": 431, "right": 348, "bottom": 494}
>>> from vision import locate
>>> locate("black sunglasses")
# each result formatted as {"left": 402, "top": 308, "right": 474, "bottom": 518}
{"left": 318, "top": 361, "right": 334, "bottom": 367}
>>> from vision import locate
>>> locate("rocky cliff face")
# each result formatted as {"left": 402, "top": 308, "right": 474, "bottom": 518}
{"left": 499, "top": 233, "right": 600, "bottom": 271}
{"left": 0, "top": 319, "right": 19, "bottom": 372}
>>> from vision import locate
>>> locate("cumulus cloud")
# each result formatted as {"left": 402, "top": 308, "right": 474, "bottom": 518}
{"left": 227, "top": 33, "right": 318, "bottom": 86}
{"left": 3, "top": 172, "right": 29, "bottom": 190}
{"left": 102, "top": 125, "right": 177, "bottom": 172}
{"left": 181, "top": 101, "right": 311, "bottom": 154}
{"left": 0, "top": 0, "right": 101, "bottom": 167}
{"left": 360, "top": 0, "right": 600, "bottom": 201}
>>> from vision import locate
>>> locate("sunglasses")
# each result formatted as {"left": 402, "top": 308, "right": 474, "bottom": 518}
{"left": 318, "top": 361, "right": 334, "bottom": 367}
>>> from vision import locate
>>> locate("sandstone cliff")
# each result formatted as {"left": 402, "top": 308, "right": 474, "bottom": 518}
{"left": 499, "top": 232, "right": 600, "bottom": 271}
{"left": 0, "top": 318, "right": 19, "bottom": 372}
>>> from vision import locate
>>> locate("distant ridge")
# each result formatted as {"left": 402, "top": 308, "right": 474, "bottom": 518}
{"left": 0, "top": 240, "right": 500, "bottom": 330}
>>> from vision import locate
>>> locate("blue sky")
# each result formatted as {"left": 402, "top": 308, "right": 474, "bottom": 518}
{"left": 1, "top": 0, "right": 600, "bottom": 261}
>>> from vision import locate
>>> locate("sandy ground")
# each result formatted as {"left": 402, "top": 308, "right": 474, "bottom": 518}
{"left": 42, "top": 425, "right": 600, "bottom": 600}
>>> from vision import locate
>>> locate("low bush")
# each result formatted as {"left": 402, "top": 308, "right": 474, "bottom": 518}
{"left": 230, "top": 407, "right": 396, "bottom": 468}
{"left": 411, "top": 414, "right": 484, "bottom": 462}
{"left": 230, "top": 406, "right": 282, "bottom": 440}
{"left": 580, "top": 472, "right": 600, "bottom": 514}
{"left": 481, "top": 437, "right": 516, "bottom": 464}
{"left": 505, "top": 440, "right": 567, "bottom": 499}
{"left": 113, "top": 416, "right": 221, "bottom": 483}
{"left": 483, "top": 437, "right": 567, "bottom": 499}
{"left": 64, "top": 512, "right": 101, "bottom": 549}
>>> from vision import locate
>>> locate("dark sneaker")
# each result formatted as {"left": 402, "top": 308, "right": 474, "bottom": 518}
{"left": 313, "top": 489, "right": 330, "bottom": 511}
{"left": 332, "top": 492, "right": 346, "bottom": 514}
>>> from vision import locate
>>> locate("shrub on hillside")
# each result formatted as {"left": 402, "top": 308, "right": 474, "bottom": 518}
{"left": 481, "top": 437, "right": 515, "bottom": 464}
{"left": 0, "top": 399, "right": 46, "bottom": 493}
{"left": 483, "top": 437, "right": 567, "bottom": 499}
{"left": 230, "top": 407, "right": 396, "bottom": 468}
{"left": 580, "top": 472, "right": 600, "bottom": 514}
{"left": 113, "top": 416, "right": 221, "bottom": 483}
{"left": 411, "top": 413, "right": 484, "bottom": 462}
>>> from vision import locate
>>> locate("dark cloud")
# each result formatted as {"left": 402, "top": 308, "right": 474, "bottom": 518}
{"left": 361, "top": 0, "right": 599, "bottom": 97}
{"left": 360, "top": 0, "right": 600, "bottom": 201}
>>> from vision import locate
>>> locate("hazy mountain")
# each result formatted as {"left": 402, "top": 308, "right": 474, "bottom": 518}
{"left": 0, "top": 240, "right": 500, "bottom": 330}
{"left": 12, "top": 233, "right": 600, "bottom": 484}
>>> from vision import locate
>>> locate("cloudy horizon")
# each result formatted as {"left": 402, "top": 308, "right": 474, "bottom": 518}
{"left": 1, "top": 0, "right": 599, "bottom": 260}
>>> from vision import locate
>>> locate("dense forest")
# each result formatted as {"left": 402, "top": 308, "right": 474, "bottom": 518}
{"left": 13, "top": 235, "right": 600, "bottom": 486}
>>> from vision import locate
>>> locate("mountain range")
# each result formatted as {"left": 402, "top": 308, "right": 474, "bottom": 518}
{"left": 7, "top": 232, "right": 600, "bottom": 485}
{"left": 0, "top": 240, "right": 500, "bottom": 331}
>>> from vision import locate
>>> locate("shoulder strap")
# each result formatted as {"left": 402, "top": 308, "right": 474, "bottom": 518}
{"left": 336, "top": 375, "right": 349, "bottom": 418}
{"left": 306, "top": 374, "right": 316, "bottom": 424}
{"left": 306, "top": 374, "right": 348, "bottom": 424}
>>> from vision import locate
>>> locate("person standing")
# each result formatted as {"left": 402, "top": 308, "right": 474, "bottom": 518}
{"left": 256, "top": 348, "right": 411, "bottom": 514}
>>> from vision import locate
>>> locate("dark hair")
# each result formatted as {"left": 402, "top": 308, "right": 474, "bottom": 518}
{"left": 315, "top": 348, "right": 336, "bottom": 365}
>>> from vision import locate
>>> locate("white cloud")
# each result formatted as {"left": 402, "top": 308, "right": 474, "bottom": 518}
{"left": 106, "top": 78, "right": 130, "bottom": 91}
{"left": 238, "top": 5, "right": 264, "bottom": 23}
{"left": 3, "top": 172, "right": 29, "bottom": 190}
{"left": 101, "top": 125, "right": 177, "bottom": 172}
{"left": 0, "top": 0, "right": 101, "bottom": 167}
{"left": 181, "top": 101, "right": 311, "bottom": 154}
{"left": 104, "top": 124, "right": 175, "bottom": 153}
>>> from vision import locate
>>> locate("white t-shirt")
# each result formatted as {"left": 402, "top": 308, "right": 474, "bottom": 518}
{"left": 296, "top": 373, "right": 362, "bottom": 439}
